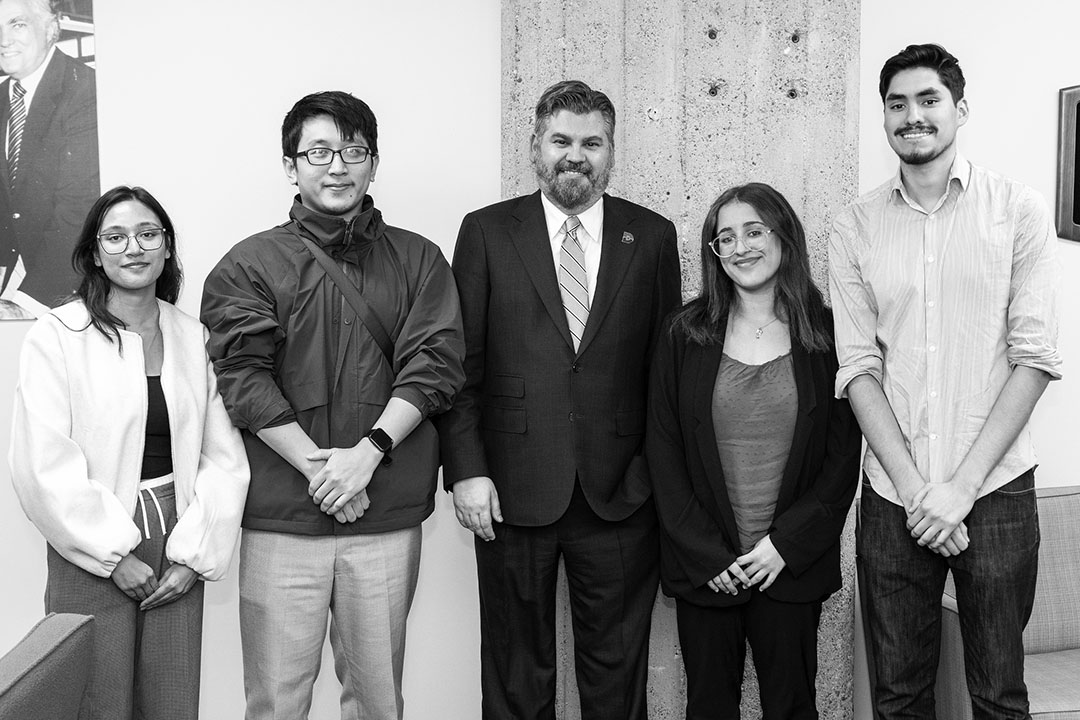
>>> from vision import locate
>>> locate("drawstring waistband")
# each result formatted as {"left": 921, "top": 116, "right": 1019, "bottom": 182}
{"left": 137, "top": 474, "right": 173, "bottom": 538}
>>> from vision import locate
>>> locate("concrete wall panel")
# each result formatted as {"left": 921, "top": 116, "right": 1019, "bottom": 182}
{"left": 503, "top": 1, "right": 860, "bottom": 717}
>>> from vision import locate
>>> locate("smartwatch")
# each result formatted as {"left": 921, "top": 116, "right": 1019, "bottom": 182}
{"left": 366, "top": 428, "right": 394, "bottom": 466}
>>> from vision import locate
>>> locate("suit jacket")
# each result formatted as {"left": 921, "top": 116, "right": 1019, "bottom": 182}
{"left": 438, "top": 191, "right": 682, "bottom": 525}
{"left": 0, "top": 50, "right": 99, "bottom": 307}
{"left": 646, "top": 309, "right": 862, "bottom": 607}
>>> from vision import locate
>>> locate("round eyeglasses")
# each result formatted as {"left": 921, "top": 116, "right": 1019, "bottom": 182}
{"left": 97, "top": 228, "right": 166, "bottom": 255}
{"left": 292, "top": 146, "right": 373, "bottom": 166}
{"left": 709, "top": 224, "right": 773, "bottom": 259}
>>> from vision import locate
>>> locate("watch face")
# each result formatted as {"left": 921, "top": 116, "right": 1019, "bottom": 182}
{"left": 368, "top": 428, "right": 393, "bottom": 452}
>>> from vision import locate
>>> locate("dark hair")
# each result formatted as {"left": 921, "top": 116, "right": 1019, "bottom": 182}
{"left": 533, "top": 80, "right": 616, "bottom": 145}
{"left": 670, "top": 182, "right": 830, "bottom": 352}
{"left": 71, "top": 185, "right": 183, "bottom": 345}
{"left": 879, "top": 43, "right": 965, "bottom": 104}
{"left": 282, "top": 91, "right": 378, "bottom": 158}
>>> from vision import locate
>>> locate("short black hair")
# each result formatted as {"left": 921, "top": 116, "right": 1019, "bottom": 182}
{"left": 879, "top": 43, "right": 966, "bottom": 104}
{"left": 281, "top": 91, "right": 378, "bottom": 158}
{"left": 533, "top": 80, "right": 616, "bottom": 145}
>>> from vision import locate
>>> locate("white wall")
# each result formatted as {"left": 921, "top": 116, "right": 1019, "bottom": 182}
{"left": 854, "top": 3, "right": 1080, "bottom": 717}
{"left": 0, "top": 1, "right": 501, "bottom": 718}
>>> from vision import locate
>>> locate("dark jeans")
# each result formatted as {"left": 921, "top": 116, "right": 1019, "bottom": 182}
{"left": 858, "top": 469, "right": 1039, "bottom": 720}
{"left": 676, "top": 594, "right": 822, "bottom": 720}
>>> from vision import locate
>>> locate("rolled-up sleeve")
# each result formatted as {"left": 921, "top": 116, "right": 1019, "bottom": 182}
{"left": 390, "top": 245, "right": 466, "bottom": 417}
{"left": 828, "top": 210, "right": 883, "bottom": 398}
{"left": 200, "top": 250, "right": 295, "bottom": 432}
{"left": 1006, "top": 188, "right": 1062, "bottom": 379}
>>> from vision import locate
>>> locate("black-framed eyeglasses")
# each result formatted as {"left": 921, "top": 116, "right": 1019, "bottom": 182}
{"left": 709, "top": 223, "right": 773, "bottom": 259}
{"left": 97, "top": 228, "right": 166, "bottom": 255}
{"left": 291, "top": 146, "right": 373, "bottom": 166}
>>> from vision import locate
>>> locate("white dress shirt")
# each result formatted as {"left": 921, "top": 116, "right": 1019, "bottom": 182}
{"left": 540, "top": 191, "right": 603, "bottom": 305}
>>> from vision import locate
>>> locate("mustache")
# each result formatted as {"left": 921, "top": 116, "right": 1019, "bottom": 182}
{"left": 557, "top": 160, "right": 592, "bottom": 175}
{"left": 896, "top": 123, "right": 936, "bottom": 136}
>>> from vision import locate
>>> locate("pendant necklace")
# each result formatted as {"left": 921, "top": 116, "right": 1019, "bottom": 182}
{"left": 754, "top": 316, "right": 779, "bottom": 340}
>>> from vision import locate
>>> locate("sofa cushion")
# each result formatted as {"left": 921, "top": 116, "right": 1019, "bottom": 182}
{"left": 1025, "top": 487, "right": 1080, "bottom": 654}
{"left": 1028, "top": 647, "right": 1080, "bottom": 719}
{"left": 0, "top": 613, "right": 94, "bottom": 720}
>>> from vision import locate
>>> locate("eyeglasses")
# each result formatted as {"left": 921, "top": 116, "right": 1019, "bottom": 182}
{"left": 709, "top": 223, "right": 773, "bottom": 258}
{"left": 97, "top": 228, "right": 166, "bottom": 255}
{"left": 291, "top": 146, "right": 373, "bottom": 166}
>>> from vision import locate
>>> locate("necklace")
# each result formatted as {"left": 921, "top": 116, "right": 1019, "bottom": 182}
{"left": 754, "top": 316, "right": 780, "bottom": 340}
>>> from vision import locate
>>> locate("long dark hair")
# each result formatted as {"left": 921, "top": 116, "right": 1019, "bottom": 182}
{"left": 70, "top": 186, "right": 183, "bottom": 344}
{"left": 670, "top": 182, "right": 830, "bottom": 351}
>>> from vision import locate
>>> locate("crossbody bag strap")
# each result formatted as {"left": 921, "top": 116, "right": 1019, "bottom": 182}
{"left": 284, "top": 223, "right": 395, "bottom": 365}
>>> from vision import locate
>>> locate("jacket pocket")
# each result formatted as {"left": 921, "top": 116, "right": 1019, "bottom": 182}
{"left": 482, "top": 406, "right": 527, "bottom": 434}
{"left": 616, "top": 409, "right": 645, "bottom": 436}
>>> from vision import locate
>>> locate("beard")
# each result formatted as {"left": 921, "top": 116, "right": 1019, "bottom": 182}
{"left": 534, "top": 157, "right": 611, "bottom": 211}
{"left": 893, "top": 124, "right": 951, "bottom": 166}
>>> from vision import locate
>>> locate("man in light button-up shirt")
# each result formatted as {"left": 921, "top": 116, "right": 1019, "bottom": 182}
{"left": 830, "top": 44, "right": 1060, "bottom": 719}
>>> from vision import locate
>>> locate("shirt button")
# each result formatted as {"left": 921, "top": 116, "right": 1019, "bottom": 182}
{"left": 930, "top": 390, "right": 938, "bottom": 398}
{"left": 926, "top": 255, "right": 935, "bottom": 263}
{"left": 11, "top": 212, "right": 19, "bottom": 219}
{"left": 343, "top": 318, "right": 352, "bottom": 325}
{"left": 927, "top": 300, "right": 936, "bottom": 308}
{"left": 568, "top": 412, "right": 575, "bottom": 422}
{"left": 930, "top": 433, "right": 938, "bottom": 440}
{"left": 928, "top": 345, "right": 937, "bottom": 352}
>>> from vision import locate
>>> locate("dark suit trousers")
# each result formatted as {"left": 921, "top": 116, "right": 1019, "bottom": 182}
{"left": 475, "top": 482, "right": 659, "bottom": 720}
{"left": 676, "top": 594, "right": 822, "bottom": 720}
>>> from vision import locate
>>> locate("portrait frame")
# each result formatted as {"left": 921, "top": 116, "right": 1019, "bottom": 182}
{"left": 1056, "top": 84, "right": 1080, "bottom": 242}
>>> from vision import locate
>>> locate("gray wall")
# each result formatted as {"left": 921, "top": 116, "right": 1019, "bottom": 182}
{"left": 501, "top": 0, "right": 861, "bottom": 716}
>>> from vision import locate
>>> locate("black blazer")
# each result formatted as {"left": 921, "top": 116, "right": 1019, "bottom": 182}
{"left": 0, "top": 50, "right": 99, "bottom": 306}
{"left": 646, "top": 310, "right": 861, "bottom": 607}
{"left": 438, "top": 191, "right": 682, "bottom": 525}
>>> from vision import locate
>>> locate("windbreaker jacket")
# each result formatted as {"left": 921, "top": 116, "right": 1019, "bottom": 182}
{"left": 646, "top": 310, "right": 862, "bottom": 607}
{"left": 201, "top": 197, "right": 465, "bottom": 535}
{"left": 9, "top": 300, "right": 250, "bottom": 579}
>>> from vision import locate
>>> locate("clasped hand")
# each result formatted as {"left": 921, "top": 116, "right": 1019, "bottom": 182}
{"left": 905, "top": 479, "right": 976, "bottom": 556}
{"left": 307, "top": 443, "right": 381, "bottom": 520}
{"left": 111, "top": 554, "right": 198, "bottom": 610}
{"left": 707, "top": 535, "right": 786, "bottom": 595}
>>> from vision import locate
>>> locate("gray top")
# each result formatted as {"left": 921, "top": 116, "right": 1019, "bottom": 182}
{"left": 712, "top": 352, "right": 797, "bottom": 554}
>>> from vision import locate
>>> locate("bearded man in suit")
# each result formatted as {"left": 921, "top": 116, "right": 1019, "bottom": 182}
{"left": 439, "top": 79, "right": 681, "bottom": 720}
{"left": 0, "top": 0, "right": 98, "bottom": 318}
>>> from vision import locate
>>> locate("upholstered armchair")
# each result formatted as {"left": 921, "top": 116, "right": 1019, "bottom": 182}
{"left": 936, "top": 485, "right": 1080, "bottom": 719}
{"left": 0, "top": 613, "right": 94, "bottom": 720}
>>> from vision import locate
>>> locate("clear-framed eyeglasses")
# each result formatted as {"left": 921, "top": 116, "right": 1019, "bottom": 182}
{"left": 709, "top": 223, "right": 774, "bottom": 259}
{"left": 292, "top": 146, "right": 373, "bottom": 166}
{"left": 97, "top": 228, "right": 166, "bottom": 255}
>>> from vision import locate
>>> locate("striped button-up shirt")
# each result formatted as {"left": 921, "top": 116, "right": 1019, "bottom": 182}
{"left": 829, "top": 155, "right": 1061, "bottom": 505}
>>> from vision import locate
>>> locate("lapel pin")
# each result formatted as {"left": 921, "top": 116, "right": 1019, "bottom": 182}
{"left": 621, "top": 232, "right": 634, "bottom": 244}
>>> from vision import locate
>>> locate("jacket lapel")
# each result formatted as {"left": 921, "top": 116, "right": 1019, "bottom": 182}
{"left": 19, "top": 52, "right": 64, "bottom": 188}
{"left": 775, "top": 341, "right": 817, "bottom": 511}
{"left": 510, "top": 192, "right": 575, "bottom": 350}
{"left": 577, "top": 194, "right": 636, "bottom": 356}
{"left": 690, "top": 341, "right": 742, "bottom": 547}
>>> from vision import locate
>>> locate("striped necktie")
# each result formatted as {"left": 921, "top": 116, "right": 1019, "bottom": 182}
{"left": 7, "top": 80, "right": 26, "bottom": 189}
{"left": 558, "top": 215, "right": 589, "bottom": 351}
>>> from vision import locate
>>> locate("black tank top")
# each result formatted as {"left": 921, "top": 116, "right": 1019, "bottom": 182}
{"left": 140, "top": 376, "right": 173, "bottom": 479}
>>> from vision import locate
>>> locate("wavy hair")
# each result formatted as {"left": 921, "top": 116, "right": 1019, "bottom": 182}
{"left": 70, "top": 185, "right": 183, "bottom": 345}
{"left": 670, "top": 182, "right": 830, "bottom": 351}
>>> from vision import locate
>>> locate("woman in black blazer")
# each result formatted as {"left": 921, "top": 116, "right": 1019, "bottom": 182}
{"left": 647, "top": 183, "right": 862, "bottom": 719}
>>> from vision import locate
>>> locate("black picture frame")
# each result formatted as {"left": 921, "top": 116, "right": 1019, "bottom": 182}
{"left": 1057, "top": 85, "right": 1080, "bottom": 242}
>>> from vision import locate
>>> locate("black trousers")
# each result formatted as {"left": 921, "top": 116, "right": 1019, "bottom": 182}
{"left": 676, "top": 592, "right": 822, "bottom": 720}
{"left": 474, "top": 482, "right": 659, "bottom": 720}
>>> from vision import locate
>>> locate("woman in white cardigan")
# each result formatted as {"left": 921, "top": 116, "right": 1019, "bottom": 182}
{"left": 9, "top": 186, "right": 250, "bottom": 720}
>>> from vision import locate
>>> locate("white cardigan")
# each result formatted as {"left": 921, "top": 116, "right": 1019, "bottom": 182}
{"left": 9, "top": 300, "right": 250, "bottom": 580}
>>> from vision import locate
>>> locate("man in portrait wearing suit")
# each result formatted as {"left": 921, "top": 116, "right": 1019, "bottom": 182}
{"left": 0, "top": 0, "right": 98, "bottom": 318}
{"left": 438, "top": 79, "right": 682, "bottom": 719}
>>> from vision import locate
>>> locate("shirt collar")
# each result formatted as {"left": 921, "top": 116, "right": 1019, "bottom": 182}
{"left": 10, "top": 45, "right": 55, "bottom": 103}
{"left": 889, "top": 153, "right": 971, "bottom": 209}
{"left": 539, "top": 191, "right": 604, "bottom": 245}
